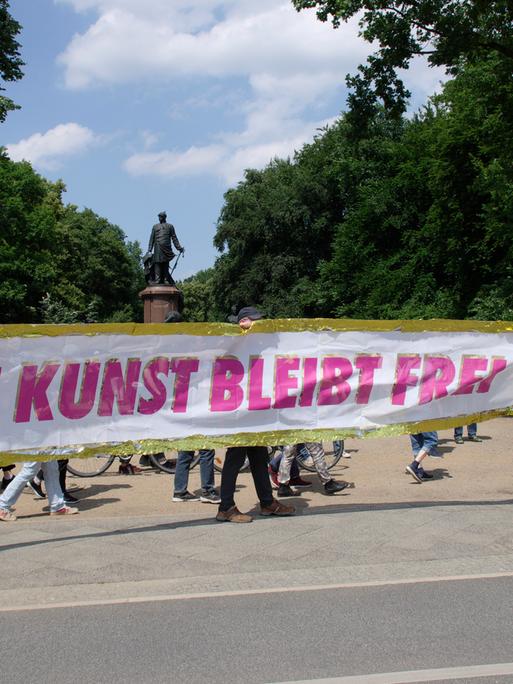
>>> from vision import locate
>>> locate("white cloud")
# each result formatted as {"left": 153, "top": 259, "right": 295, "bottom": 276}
{"left": 124, "top": 144, "right": 226, "bottom": 178}
{"left": 57, "top": 2, "right": 365, "bottom": 88}
{"left": 6, "top": 123, "right": 101, "bottom": 170}
{"left": 56, "top": 1, "right": 446, "bottom": 184}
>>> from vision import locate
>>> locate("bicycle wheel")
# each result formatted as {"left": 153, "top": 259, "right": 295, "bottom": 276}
{"left": 213, "top": 448, "right": 251, "bottom": 473}
{"left": 149, "top": 450, "right": 201, "bottom": 474}
{"left": 296, "top": 440, "right": 344, "bottom": 472}
{"left": 66, "top": 454, "right": 115, "bottom": 477}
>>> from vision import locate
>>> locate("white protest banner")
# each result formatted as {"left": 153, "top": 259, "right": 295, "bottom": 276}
{"left": 0, "top": 319, "right": 512, "bottom": 465}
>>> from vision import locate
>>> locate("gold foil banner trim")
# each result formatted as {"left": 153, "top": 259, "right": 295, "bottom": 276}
{"left": 1, "top": 407, "right": 511, "bottom": 467}
{"left": 2, "top": 318, "right": 513, "bottom": 339}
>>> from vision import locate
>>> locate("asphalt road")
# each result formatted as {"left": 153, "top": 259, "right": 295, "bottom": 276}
{"left": 2, "top": 575, "right": 513, "bottom": 684}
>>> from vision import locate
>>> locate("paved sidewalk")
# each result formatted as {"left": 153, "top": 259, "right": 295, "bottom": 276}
{"left": 1, "top": 419, "right": 512, "bottom": 611}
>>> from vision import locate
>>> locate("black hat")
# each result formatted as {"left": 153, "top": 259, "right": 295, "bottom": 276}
{"left": 158, "top": 211, "right": 167, "bottom": 218}
{"left": 164, "top": 310, "right": 183, "bottom": 323}
{"left": 237, "top": 306, "right": 264, "bottom": 322}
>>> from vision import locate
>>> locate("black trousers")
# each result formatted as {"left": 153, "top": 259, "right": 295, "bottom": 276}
{"left": 154, "top": 261, "right": 172, "bottom": 284}
{"left": 219, "top": 446, "right": 273, "bottom": 511}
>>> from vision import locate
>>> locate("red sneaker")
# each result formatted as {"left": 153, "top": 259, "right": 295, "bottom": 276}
{"left": 50, "top": 506, "right": 79, "bottom": 516}
{"left": 268, "top": 465, "right": 279, "bottom": 489}
{"left": 289, "top": 476, "right": 311, "bottom": 488}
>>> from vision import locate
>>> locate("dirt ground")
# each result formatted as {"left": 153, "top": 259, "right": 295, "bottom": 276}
{"left": 6, "top": 417, "right": 513, "bottom": 521}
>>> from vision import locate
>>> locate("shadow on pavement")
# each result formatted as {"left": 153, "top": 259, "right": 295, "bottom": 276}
{"left": 2, "top": 495, "right": 513, "bottom": 554}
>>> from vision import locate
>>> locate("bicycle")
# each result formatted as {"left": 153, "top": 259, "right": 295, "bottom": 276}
{"left": 150, "top": 448, "right": 249, "bottom": 475}
{"left": 153, "top": 440, "right": 345, "bottom": 475}
{"left": 66, "top": 454, "right": 136, "bottom": 478}
{"left": 66, "top": 440, "right": 344, "bottom": 478}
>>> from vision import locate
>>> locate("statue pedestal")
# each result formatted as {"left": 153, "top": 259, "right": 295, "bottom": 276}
{"left": 139, "top": 285, "right": 181, "bottom": 323}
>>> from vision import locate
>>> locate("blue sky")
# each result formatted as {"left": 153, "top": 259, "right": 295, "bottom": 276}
{"left": 2, "top": 0, "right": 444, "bottom": 278}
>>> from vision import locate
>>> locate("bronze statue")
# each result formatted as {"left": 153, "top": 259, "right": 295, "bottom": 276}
{"left": 146, "top": 211, "right": 184, "bottom": 285}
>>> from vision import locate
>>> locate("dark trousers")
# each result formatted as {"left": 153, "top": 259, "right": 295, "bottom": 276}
{"left": 219, "top": 446, "right": 273, "bottom": 511}
{"left": 154, "top": 261, "right": 172, "bottom": 284}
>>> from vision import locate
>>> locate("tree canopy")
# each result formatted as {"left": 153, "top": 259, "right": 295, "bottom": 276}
{"left": 0, "top": 0, "right": 24, "bottom": 123}
{"left": 292, "top": 0, "right": 513, "bottom": 115}
{"left": 197, "top": 52, "right": 513, "bottom": 322}
{"left": 0, "top": 151, "right": 144, "bottom": 324}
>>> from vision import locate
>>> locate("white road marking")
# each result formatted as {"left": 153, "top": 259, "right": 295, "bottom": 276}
{"left": 1, "top": 570, "right": 512, "bottom": 613}
{"left": 269, "top": 662, "right": 513, "bottom": 683}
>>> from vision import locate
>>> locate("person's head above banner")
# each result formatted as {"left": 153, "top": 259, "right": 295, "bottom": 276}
{"left": 237, "top": 306, "right": 264, "bottom": 330}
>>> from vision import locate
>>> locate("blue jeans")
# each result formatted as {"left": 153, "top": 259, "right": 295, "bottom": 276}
{"left": 174, "top": 450, "right": 215, "bottom": 495}
{"left": 0, "top": 460, "right": 64, "bottom": 512}
{"left": 454, "top": 423, "right": 477, "bottom": 438}
{"left": 410, "top": 432, "right": 439, "bottom": 456}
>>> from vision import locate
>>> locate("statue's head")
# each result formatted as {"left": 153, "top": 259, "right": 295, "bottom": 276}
{"left": 158, "top": 211, "right": 167, "bottom": 221}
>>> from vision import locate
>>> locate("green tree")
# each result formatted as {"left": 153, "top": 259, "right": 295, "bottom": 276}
{"left": 0, "top": 0, "right": 24, "bottom": 123}
{"left": 319, "top": 55, "right": 513, "bottom": 319}
{"left": 292, "top": 0, "right": 513, "bottom": 115}
{"left": 51, "top": 205, "right": 145, "bottom": 322}
{"left": 0, "top": 151, "right": 59, "bottom": 322}
{"left": 212, "top": 127, "right": 348, "bottom": 319}
{"left": 177, "top": 268, "right": 217, "bottom": 322}
{"left": 0, "top": 152, "right": 145, "bottom": 323}
{"left": 208, "top": 53, "right": 513, "bottom": 321}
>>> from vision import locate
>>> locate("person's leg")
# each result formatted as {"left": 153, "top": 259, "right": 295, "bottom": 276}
{"left": 41, "top": 461, "right": 66, "bottom": 512}
{"left": 1, "top": 465, "right": 15, "bottom": 490}
{"left": 58, "top": 459, "right": 69, "bottom": 492}
{"left": 407, "top": 433, "right": 431, "bottom": 482}
{"left": 0, "top": 461, "right": 40, "bottom": 510}
{"left": 219, "top": 447, "right": 247, "bottom": 511}
{"left": 467, "top": 423, "right": 480, "bottom": 440}
{"left": 454, "top": 426, "right": 463, "bottom": 440}
{"left": 290, "top": 458, "right": 300, "bottom": 479}
{"left": 26, "top": 466, "right": 45, "bottom": 498}
{"left": 173, "top": 451, "right": 194, "bottom": 494}
{"left": 198, "top": 449, "right": 215, "bottom": 493}
{"left": 410, "top": 433, "right": 422, "bottom": 457}
{"left": 422, "top": 431, "right": 440, "bottom": 455}
{"left": 246, "top": 446, "right": 274, "bottom": 507}
{"left": 270, "top": 449, "right": 282, "bottom": 472}
{"left": 277, "top": 445, "right": 296, "bottom": 485}
{"left": 304, "top": 442, "right": 348, "bottom": 494}
{"left": 198, "top": 449, "right": 220, "bottom": 503}
{"left": 304, "top": 442, "right": 331, "bottom": 485}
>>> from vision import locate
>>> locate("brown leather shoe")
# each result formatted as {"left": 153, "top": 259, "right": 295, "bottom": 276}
{"left": 260, "top": 499, "right": 295, "bottom": 516}
{"left": 216, "top": 506, "right": 252, "bottom": 523}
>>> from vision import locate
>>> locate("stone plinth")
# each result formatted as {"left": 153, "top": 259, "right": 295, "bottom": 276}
{"left": 139, "top": 285, "right": 181, "bottom": 323}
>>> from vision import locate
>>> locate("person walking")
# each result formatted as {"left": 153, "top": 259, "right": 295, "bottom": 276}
{"left": 276, "top": 442, "right": 350, "bottom": 497}
{"left": 268, "top": 448, "right": 311, "bottom": 490}
{"left": 405, "top": 431, "right": 440, "bottom": 483}
{"left": 0, "top": 460, "right": 78, "bottom": 521}
{"left": 216, "top": 307, "right": 295, "bottom": 523}
{"left": 173, "top": 449, "right": 220, "bottom": 503}
{"left": 162, "top": 309, "right": 220, "bottom": 504}
{"left": 454, "top": 423, "right": 481, "bottom": 444}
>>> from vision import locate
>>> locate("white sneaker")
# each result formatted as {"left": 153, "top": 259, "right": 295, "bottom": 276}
{"left": 341, "top": 451, "right": 351, "bottom": 459}
{"left": 50, "top": 506, "right": 79, "bottom": 516}
{"left": 0, "top": 508, "right": 16, "bottom": 522}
